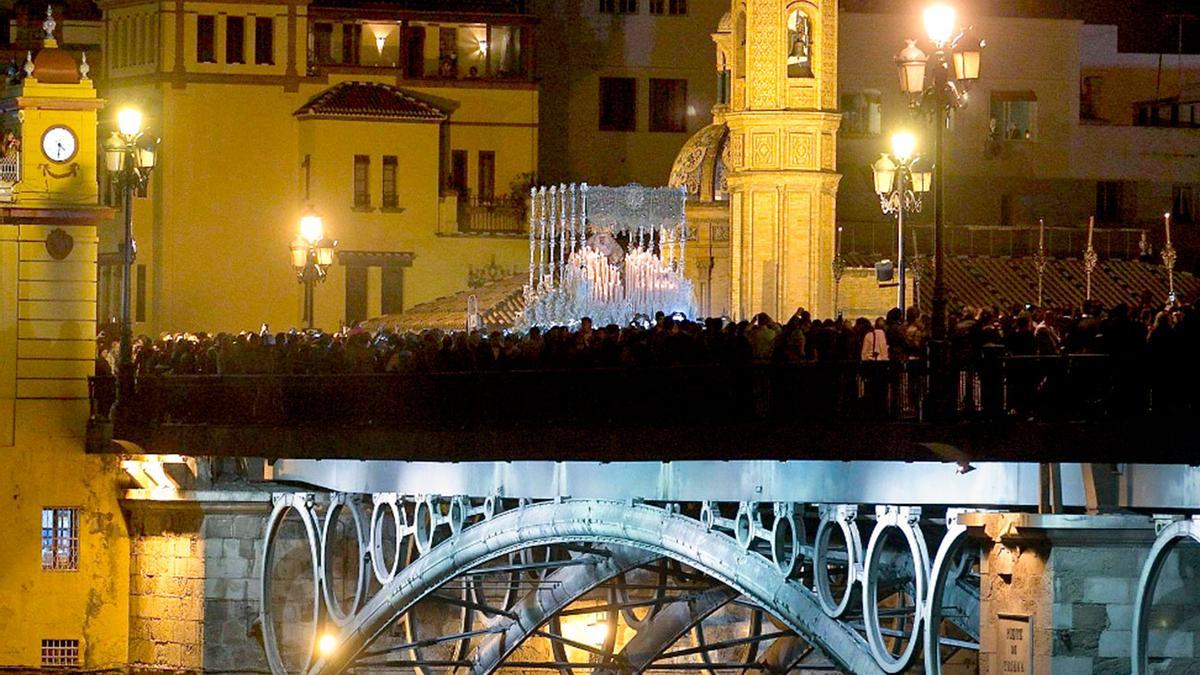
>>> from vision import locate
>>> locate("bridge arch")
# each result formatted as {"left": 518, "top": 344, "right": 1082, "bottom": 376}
{"left": 292, "top": 498, "right": 887, "bottom": 675}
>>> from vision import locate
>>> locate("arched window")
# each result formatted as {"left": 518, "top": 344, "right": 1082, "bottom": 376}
{"left": 717, "top": 50, "right": 730, "bottom": 104}
{"left": 786, "top": 9, "right": 813, "bottom": 78}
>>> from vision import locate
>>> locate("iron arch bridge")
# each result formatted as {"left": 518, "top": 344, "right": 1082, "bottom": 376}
{"left": 258, "top": 460, "right": 1200, "bottom": 675}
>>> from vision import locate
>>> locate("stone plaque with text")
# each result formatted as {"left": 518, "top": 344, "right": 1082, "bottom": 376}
{"left": 997, "top": 613, "right": 1034, "bottom": 674}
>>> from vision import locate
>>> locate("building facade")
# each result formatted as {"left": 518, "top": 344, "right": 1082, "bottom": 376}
{"left": 97, "top": 0, "right": 539, "bottom": 334}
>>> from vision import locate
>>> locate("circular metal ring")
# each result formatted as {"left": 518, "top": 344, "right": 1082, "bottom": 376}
{"left": 735, "top": 504, "right": 756, "bottom": 550}
{"left": 414, "top": 497, "right": 436, "bottom": 555}
{"left": 320, "top": 494, "right": 368, "bottom": 626}
{"left": 369, "top": 497, "right": 404, "bottom": 585}
{"left": 259, "top": 494, "right": 322, "bottom": 675}
{"left": 771, "top": 510, "right": 804, "bottom": 578}
{"left": 923, "top": 524, "right": 971, "bottom": 675}
{"left": 1133, "top": 518, "right": 1200, "bottom": 675}
{"left": 483, "top": 496, "right": 497, "bottom": 520}
{"left": 449, "top": 497, "right": 467, "bottom": 537}
{"left": 700, "top": 502, "right": 715, "bottom": 531}
{"left": 862, "top": 509, "right": 931, "bottom": 673}
{"left": 814, "top": 510, "right": 862, "bottom": 618}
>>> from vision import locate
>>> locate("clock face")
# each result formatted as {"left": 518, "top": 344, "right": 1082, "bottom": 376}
{"left": 41, "top": 126, "right": 78, "bottom": 164}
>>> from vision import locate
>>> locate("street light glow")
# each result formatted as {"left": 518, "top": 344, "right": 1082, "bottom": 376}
{"left": 923, "top": 4, "right": 956, "bottom": 46}
{"left": 891, "top": 131, "right": 917, "bottom": 163}
{"left": 300, "top": 212, "right": 324, "bottom": 244}
{"left": 117, "top": 108, "right": 143, "bottom": 137}
{"left": 317, "top": 633, "right": 337, "bottom": 656}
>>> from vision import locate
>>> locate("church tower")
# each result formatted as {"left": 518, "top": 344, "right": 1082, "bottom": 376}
{"left": 725, "top": 0, "right": 840, "bottom": 319}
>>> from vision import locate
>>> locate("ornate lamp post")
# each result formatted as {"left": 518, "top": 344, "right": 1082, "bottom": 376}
{"left": 289, "top": 210, "right": 336, "bottom": 329}
{"left": 872, "top": 130, "right": 932, "bottom": 312}
{"left": 1162, "top": 212, "right": 1177, "bottom": 303}
{"left": 895, "top": 3, "right": 984, "bottom": 343}
{"left": 103, "top": 108, "right": 158, "bottom": 420}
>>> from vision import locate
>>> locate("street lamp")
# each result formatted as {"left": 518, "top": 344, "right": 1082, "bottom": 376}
{"left": 895, "top": 3, "right": 984, "bottom": 344}
{"left": 872, "top": 131, "right": 932, "bottom": 312}
{"left": 289, "top": 209, "right": 336, "bottom": 329}
{"left": 896, "top": 3, "right": 984, "bottom": 418}
{"left": 104, "top": 107, "right": 159, "bottom": 421}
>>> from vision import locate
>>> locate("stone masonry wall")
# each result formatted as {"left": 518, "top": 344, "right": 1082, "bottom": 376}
{"left": 200, "top": 506, "right": 270, "bottom": 673}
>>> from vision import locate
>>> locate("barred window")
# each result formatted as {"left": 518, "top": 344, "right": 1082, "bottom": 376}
{"left": 382, "top": 156, "right": 398, "bottom": 208}
{"left": 599, "top": 0, "right": 637, "bottom": 13}
{"left": 41, "top": 508, "right": 78, "bottom": 571}
{"left": 649, "top": 0, "right": 686, "bottom": 14}
{"left": 353, "top": 155, "right": 370, "bottom": 208}
{"left": 41, "top": 639, "right": 79, "bottom": 668}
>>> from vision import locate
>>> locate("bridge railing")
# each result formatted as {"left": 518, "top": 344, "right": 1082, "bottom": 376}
{"left": 87, "top": 354, "right": 1169, "bottom": 432}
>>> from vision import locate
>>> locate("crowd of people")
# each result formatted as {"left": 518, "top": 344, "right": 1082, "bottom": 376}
{"left": 96, "top": 294, "right": 1196, "bottom": 379}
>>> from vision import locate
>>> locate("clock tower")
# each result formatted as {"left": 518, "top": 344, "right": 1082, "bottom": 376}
{"left": 724, "top": 0, "right": 841, "bottom": 319}
{"left": 2, "top": 8, "right": 103, "bottom": 207}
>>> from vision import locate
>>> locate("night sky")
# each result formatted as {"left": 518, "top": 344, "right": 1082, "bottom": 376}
{"left": 843, "top": 0, "right": 1200, "bottom": 54}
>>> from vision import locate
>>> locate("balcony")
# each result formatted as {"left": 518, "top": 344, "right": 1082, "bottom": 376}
{"left": 308, "top": 17, "right": 534, "bottom": 85}
{"left": 838, "top": 222, "right": 1148, "bottom": 260}
{"left": 456, "top": 194, "right": 525, "bottom": 235}
{"left": 86, "top": 355, "right": 1196, "bottom": 463}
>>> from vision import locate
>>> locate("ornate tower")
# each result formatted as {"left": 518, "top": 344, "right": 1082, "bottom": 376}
{"left": 724, "top": 0, "right": 840, "bottom": 319}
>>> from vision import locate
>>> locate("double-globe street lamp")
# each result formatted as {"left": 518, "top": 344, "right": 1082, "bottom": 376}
{"left": 894, "top": 3, "right": 984, "bottom": 345}
{"left": 289, "top": 209, "right": 336, "bottom": 330}
{"left": 872, "top": 131, "right": 932, "bottom": 313}
{"left": 104, "top": 108, "right": 158, "bottom": 420}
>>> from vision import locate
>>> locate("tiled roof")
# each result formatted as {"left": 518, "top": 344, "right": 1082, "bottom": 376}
{"left": 294, "top": 82, "right": 448, "bottom": 121}
{"left": 364, "top": 273, "right": 526, "bottom": 332}
{"left": 365, "top": 256, "right": 1198, "bottom": 332}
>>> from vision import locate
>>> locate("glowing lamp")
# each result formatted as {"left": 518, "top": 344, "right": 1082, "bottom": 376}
{"left": 104, "top": 132, "right": 125, "bottom": 172}
{"left": 952, "top": 28, "right": 984, "bottom": 81}
{"left": 299, "top": 211, "right": 324, "bottom": 244}
{"left": 289, "top": 237, "right": 310, "bottom": 270}
{"left": 923, "top": 4, "right": 956, "bottom": 47}
{"left": 895, "top": 40, "right": 928, "bottom": 95}
{"left": 117, "top": 108, "right": 143, "bottom": 137}
{"left": 891, "top": 131, "right": 917, "bottom": 163}
{"left": 315, "top": 237, "right": 337, "bottom": 267}
{"left": 872, "top": 153, "right": 897, "bottom": 195}
{"left": 912, "top": 169, "right": 933, "bottom": 193}
{"left": 317, "top": 633, "right": 337, "bottom": 657}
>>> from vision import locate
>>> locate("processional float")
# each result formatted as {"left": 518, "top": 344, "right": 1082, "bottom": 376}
{"left": 521, "top": 183, "right": 695, "bottom": 328}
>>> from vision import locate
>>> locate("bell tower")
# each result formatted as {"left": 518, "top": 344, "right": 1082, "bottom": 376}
{"left": 725, "top": 0, "right": 840, "bottom": 319}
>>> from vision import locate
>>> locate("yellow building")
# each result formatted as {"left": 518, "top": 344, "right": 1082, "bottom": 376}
{"left": 96, "top": 0, "right": 539, "bottom": 333}
{"left": 0, "top": 14, "right": 130, "bottom": 670}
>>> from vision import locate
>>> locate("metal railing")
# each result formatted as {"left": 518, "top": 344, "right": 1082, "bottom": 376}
{"left": 457, "top": 195, "right": 526, "bottom": 235}
{"left": 0, "top": 151, "right": 20, "bottom": 184}
{"left": 88, "top": 354, "right": 1185, "bottom": 432}
{"left": 838, "top": 221, "right": 1148, "bottom": 259}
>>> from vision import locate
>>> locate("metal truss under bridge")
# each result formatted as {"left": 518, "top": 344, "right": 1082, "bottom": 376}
{"left": 256, "top": 460, "right": 1200, "bottom": 675}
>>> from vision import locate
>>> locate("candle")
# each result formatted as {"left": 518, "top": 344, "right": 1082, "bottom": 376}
{"left": 1165, "top": 212, "right": 1172, "bottom": 245}
{"left": 1038, "top": 218, "right": 1045, "bottom": 252}
{"left": 1087, "top": 216, "right": 1094, "bottom": 248}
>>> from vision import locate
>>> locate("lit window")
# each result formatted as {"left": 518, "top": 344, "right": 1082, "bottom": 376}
{"left": 382, "top": 156, "right": 398, "bottom": 208}
{"left": 41, "top": 639, "right": 79, "bottom": 669}
{"left": 840, "top": 90, "right": 882, "bottom": 137}
{"left": 353, "top": 155, "right": 370, "bottom": 208}
{"left": 990, "top": 92, "right": 1038, "bottom": 141}
{"left": 196, "top": 15, "right": 215, "bottom": 63}
{"left": 41, "top": 508, "right": 78, "bottom": 572}
{"left": 599, "top": 77, "right": 637, "bottom": 132}
{"left": 649, "top": 78, "right": 687, "bottom": 133}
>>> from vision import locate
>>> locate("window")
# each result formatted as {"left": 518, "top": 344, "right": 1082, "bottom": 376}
{"left": 382, "top": 156, "right": 398, "bottom": 208}
{"left": 478, "top": 151, "right": 495, "bottom": 202}
{"left": 41, "top": 639, "right": 80, "bottom": 668}
{"left": 599, "top": 0, "right": 638, "bottom": 13}
{"left": 1000, "top": 193, "right": 1015, "bottom": 227}
{"left": 255, "top": 17, "right": 274, "bottom": 65}
{"left": 382, "top": 267, "right": 404, "bottom": 314}
{"left": 1095, "top": 181, "right": 1123, "bottom": 223}
{"left": 225, "top": 16, "right": 245, "bottom": 64}
{"left": 341, "top": 23, "right": 361, "bottom": 65}
{"left": 1080, "top": 75, "right": 1102, "bottom": 120}
{"left": 990, "top": 91, "right": 1038, "bottom": 141}
{"left": 345, "top": 265, "right": 367, "bottom": 325}
{"left": 649, "top": 78, "right": 688, "bottom": 132}
{"left": 786, "top": 10, "right": 813, "bottom": 78}
{"left": 313, "top": 23, "right": 333, "bottom": 64}
{"left": 1173, "top": 184, "right": 1195, "bottom": 224}
{"left": 41, "top": 508, "right": 78, "bottom": 572}
{"left": 649, "top": 0, "right": 685, "bottom": 14}
{"left": 840, "top": 90, "right": 882, "bottom": 137}
{"left": 599, "top": 77, "right": 637, "bottom": 131}
{"left": 136, "top": 264, "right": 146, "bottom": 322}
{"left": 353, "top": 155, "right": 370, "bottom": 208}
{"left": 450, "top": 150, "right": 468, "bottom": 195}
{"left": 196, "top": 15, "right": 215, "bottom": 63}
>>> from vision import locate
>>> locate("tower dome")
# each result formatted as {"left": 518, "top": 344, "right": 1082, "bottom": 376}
{"left": 28, "top": 6, "right": 82, "bottom": 84}
{"left": 668, "top": 122, "right": 729, "bottom": 204}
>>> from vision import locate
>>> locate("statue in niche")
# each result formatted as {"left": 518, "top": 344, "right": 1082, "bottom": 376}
{"left": 787, "top": 10, "right": 813, "bottom": 78}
